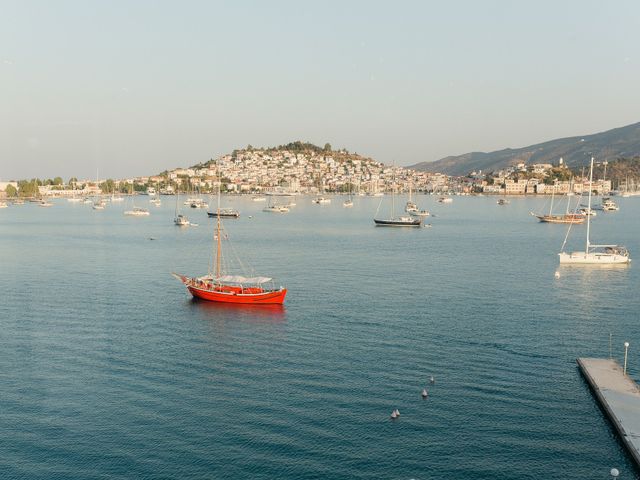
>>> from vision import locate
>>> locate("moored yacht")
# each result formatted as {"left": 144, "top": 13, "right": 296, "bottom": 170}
{"left": 208, "top": 208, "right": 240, "bottom": 218}
{"left": 601, "top": 197, "right": 619, "bottom": 211}
{"left": 124, "top": 207, "right": 150, "bottom": 216}
{"left": 263, "top": 205, "right": 289, "bottom": 213}
{"left": 559, "top": 158, "right": 630, "bottom": 265}
{"left": 174, "top": 214, "right": 190, "bottom": 226}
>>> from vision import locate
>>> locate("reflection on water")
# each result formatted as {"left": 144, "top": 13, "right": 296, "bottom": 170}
{"left": 187, "top": 297, "right": 287, "bottom": 324}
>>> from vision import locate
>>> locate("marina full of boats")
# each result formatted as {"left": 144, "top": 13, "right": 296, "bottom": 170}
{"left": 2, "top": 172, "right": 633, "bottom": 276}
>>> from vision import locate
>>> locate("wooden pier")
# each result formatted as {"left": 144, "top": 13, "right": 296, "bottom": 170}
{"left": 577, "top": 358, "right": 640, "bottom": 467}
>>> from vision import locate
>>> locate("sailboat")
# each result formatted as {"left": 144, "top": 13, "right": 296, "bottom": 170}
{"left": 174, "top": 194, "right": 190, "bottom": 226}
{"left": 374, "top": 171, "right": 422, "bottom": 227}
{"left": 530, "top": 183, "right": 584, "bottom": 224}
{"left": 343, "top": 177, "right": 353, "bottom": 207}
{"left": 173, "top": 165, "right": 287, "bottom": 304}
{"left": 150, "top": 182, "right": 162, "bottom": 206}
{"left": 405, "top": 181, "right": 418, "bottom": 213}
{"left": 124, "top": 183, "right": 150, "bottom": 216}
{"left": 558, "top": 158, "right": 630, "bottom": 265}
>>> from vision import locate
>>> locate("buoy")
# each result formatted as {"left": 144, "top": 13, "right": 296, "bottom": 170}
{"left": 430, "top": 376, "right": 435, "bottom": 384}
{"left": 421, "top": 388, "right": 428, "bottom": 398}
{"left": 554, "top": 271, "right": 560, "bottom": 279}
{"left": 610, "top": 468, "right": 619, "bottom": 478}
{"left": 149, "top": 237, "right": 156, "bottom": 241}
{"left": 390, "top": 410, "right": 398, "bottom": 419}
{"left": 248, "top": 215, "right": 253, "bottom": 218}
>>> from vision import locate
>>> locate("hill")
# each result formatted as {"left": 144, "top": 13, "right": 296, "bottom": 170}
{"left": 410, "top": 122, "right": 640, "bottom": 176}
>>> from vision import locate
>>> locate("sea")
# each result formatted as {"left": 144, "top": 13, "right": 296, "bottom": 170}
{"left": 1, "top": 194, "right": 639, "bottom": 479}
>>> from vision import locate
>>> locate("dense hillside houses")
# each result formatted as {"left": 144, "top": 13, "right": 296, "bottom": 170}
{"left": 163, "top": 143, "right": 449, "bottom": 194}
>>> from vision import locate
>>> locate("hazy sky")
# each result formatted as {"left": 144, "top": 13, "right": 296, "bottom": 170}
{"left": 2, "top": 0, "right": 640, "bottom": 180}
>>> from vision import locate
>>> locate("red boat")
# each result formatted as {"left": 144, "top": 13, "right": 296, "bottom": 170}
{"left": 174, "top": 170, "right": 287, "bottom": 305}
{"left": 173, "top": 273, "right": 287, "bottom": 304}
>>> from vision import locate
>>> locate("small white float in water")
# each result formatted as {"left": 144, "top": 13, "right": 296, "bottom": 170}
{"left": 421, "top": 389, "right": 428, "bottom": 398}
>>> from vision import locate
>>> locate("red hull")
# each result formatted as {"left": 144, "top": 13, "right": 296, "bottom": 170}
{"left": 187, "top": 285, "right": 287, "bottom": 304}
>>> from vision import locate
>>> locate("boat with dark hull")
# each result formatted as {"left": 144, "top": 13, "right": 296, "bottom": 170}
{"left": 208, "top": 209, "right": 239, "bottom": 218}
{"left": 374, "top": 217, "right": 422, "bottom": 227}
{"left": 373, "top": 169, "right": 423, "bottom": 227}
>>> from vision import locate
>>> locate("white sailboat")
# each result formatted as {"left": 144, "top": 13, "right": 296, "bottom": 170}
{"left": 174, "top": 194, "right": 190, "bottom": 226}
{"left": 405, "top": 181, "right": 418, "bottom": 213}
{"left": 343, "top": 177, "right": 353, "bottom": 207}
{"left": 558, "top": 158, "right": 630, "bottom": 265}
{"left": 124, "top": 184, "right": 150, "bottom": 216}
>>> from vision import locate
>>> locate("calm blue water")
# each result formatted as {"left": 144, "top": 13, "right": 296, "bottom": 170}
{"left": 1, "top": 195, "right": 639, "bottom": 479}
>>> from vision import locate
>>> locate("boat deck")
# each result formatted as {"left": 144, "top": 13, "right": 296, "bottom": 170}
{"left": 577, "top": 357, "right": 640, "bottom": 467}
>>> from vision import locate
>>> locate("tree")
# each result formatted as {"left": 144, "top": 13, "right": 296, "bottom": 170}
{"left": 53, "top": 177, "right": 63, "bottom": 186}
{"left": 5, "top": 184, "right": 17, "bottom": 197}
{"left": 18, "top": 180, "right": 39, "bottom": 197}
{"left": 324, "top": 143, "right": 332, "bottom": 152}
{"left": 100, "top": 179, "right": 115, "bottom": 193}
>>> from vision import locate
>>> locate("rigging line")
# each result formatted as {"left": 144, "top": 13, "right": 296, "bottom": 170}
{"left": 374, "top": 197, "right": 383, "bottom": 218}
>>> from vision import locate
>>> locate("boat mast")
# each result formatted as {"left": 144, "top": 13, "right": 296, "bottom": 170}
{"left": 549, "top": 183, "right": 555, "bottom": 216}
{"left": 215, "top": 160, "right": 222, "bottom": 279}
{"left": 585, "top": 158, "right": 594, "bottom": 253}
{"left": 391, "top": 166, "right": 395, "bottom": 217}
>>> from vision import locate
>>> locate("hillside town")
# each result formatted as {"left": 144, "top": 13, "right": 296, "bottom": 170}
{"left": 0, "top": 145, "right": 623, "bottom": 199}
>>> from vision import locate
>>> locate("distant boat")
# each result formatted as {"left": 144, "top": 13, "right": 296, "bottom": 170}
{"left": 190, "top": 199, "right": 208, "bottom": 209}
{"left": 601, "top": 197, "right": 619, "bottom": 211}
{"left": 67, "top": 197, "right": 82, "bottom": 203}
{"left": 93, "top": 200, "right": 106, "bottom": 210}
{"left": 263, "top": 205, "right": 289, "bottom": 213}
{"left": 374, "top": 171, "right": 422, "bottom": 227}
{"left": 559, "top": 159, "right": 630, "bottom": 265}
{"left": 313, "top": 196, "right": 331, "bottom": 204}
{"left": 531, "top": 185, "right": 585, "bottom": 224}
{"left": 39, "top": 200, "right": 53, "bottom": 207}
{"left": 173, "top": 161, "right": 286, "bottom": 305}
{"left": 12, "top": 199, "right": 24, "bottom": 205}
{"left": 83, "top": 198, "right": 93, "bottom": 205}
{"left": 124, "top": 207, "right": 150, "bottom": 216}
{"left": 579, "top": 206, "right": 597, "bottom": 217}
{"left": 405, "top": 181, "right": 418, "bottom": 213}
{"left": 0, "top": 202, "right": 7, "bottom": 209}
{"left": 174, "top": 214, "right": 190, "bottom": 226}
{"left": 208, "top": 208, "right": 239, "bottom": 218}
{"left": 413, "top": 209, "right": 430, "bottom": 217}
{"left": 343, "top": 176, "right": 354, "bottom": 207}
{"left": 438, "top": 196, "right": 453, "bottom": 204}
{"left": 497, "top": 198, "right": 510, "bottom": 205}
{"left": 173, "top": 194, "right": 190, "bottom": 226}
{"left": 252, "top": 196, "right": 267, "bottom": 202}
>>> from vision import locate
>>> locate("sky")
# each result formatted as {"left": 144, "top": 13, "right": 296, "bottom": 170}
{"left": 2, "top": 0, "right": 640, "bottom": 180}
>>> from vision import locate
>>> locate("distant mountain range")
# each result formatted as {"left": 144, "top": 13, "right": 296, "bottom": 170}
{"left": 410, "top": 122, "right": 640, "bottom": 176}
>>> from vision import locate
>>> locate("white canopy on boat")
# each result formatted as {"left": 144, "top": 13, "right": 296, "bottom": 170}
{"left": 216, "top": 275, "right": 272, "bottom": 284}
